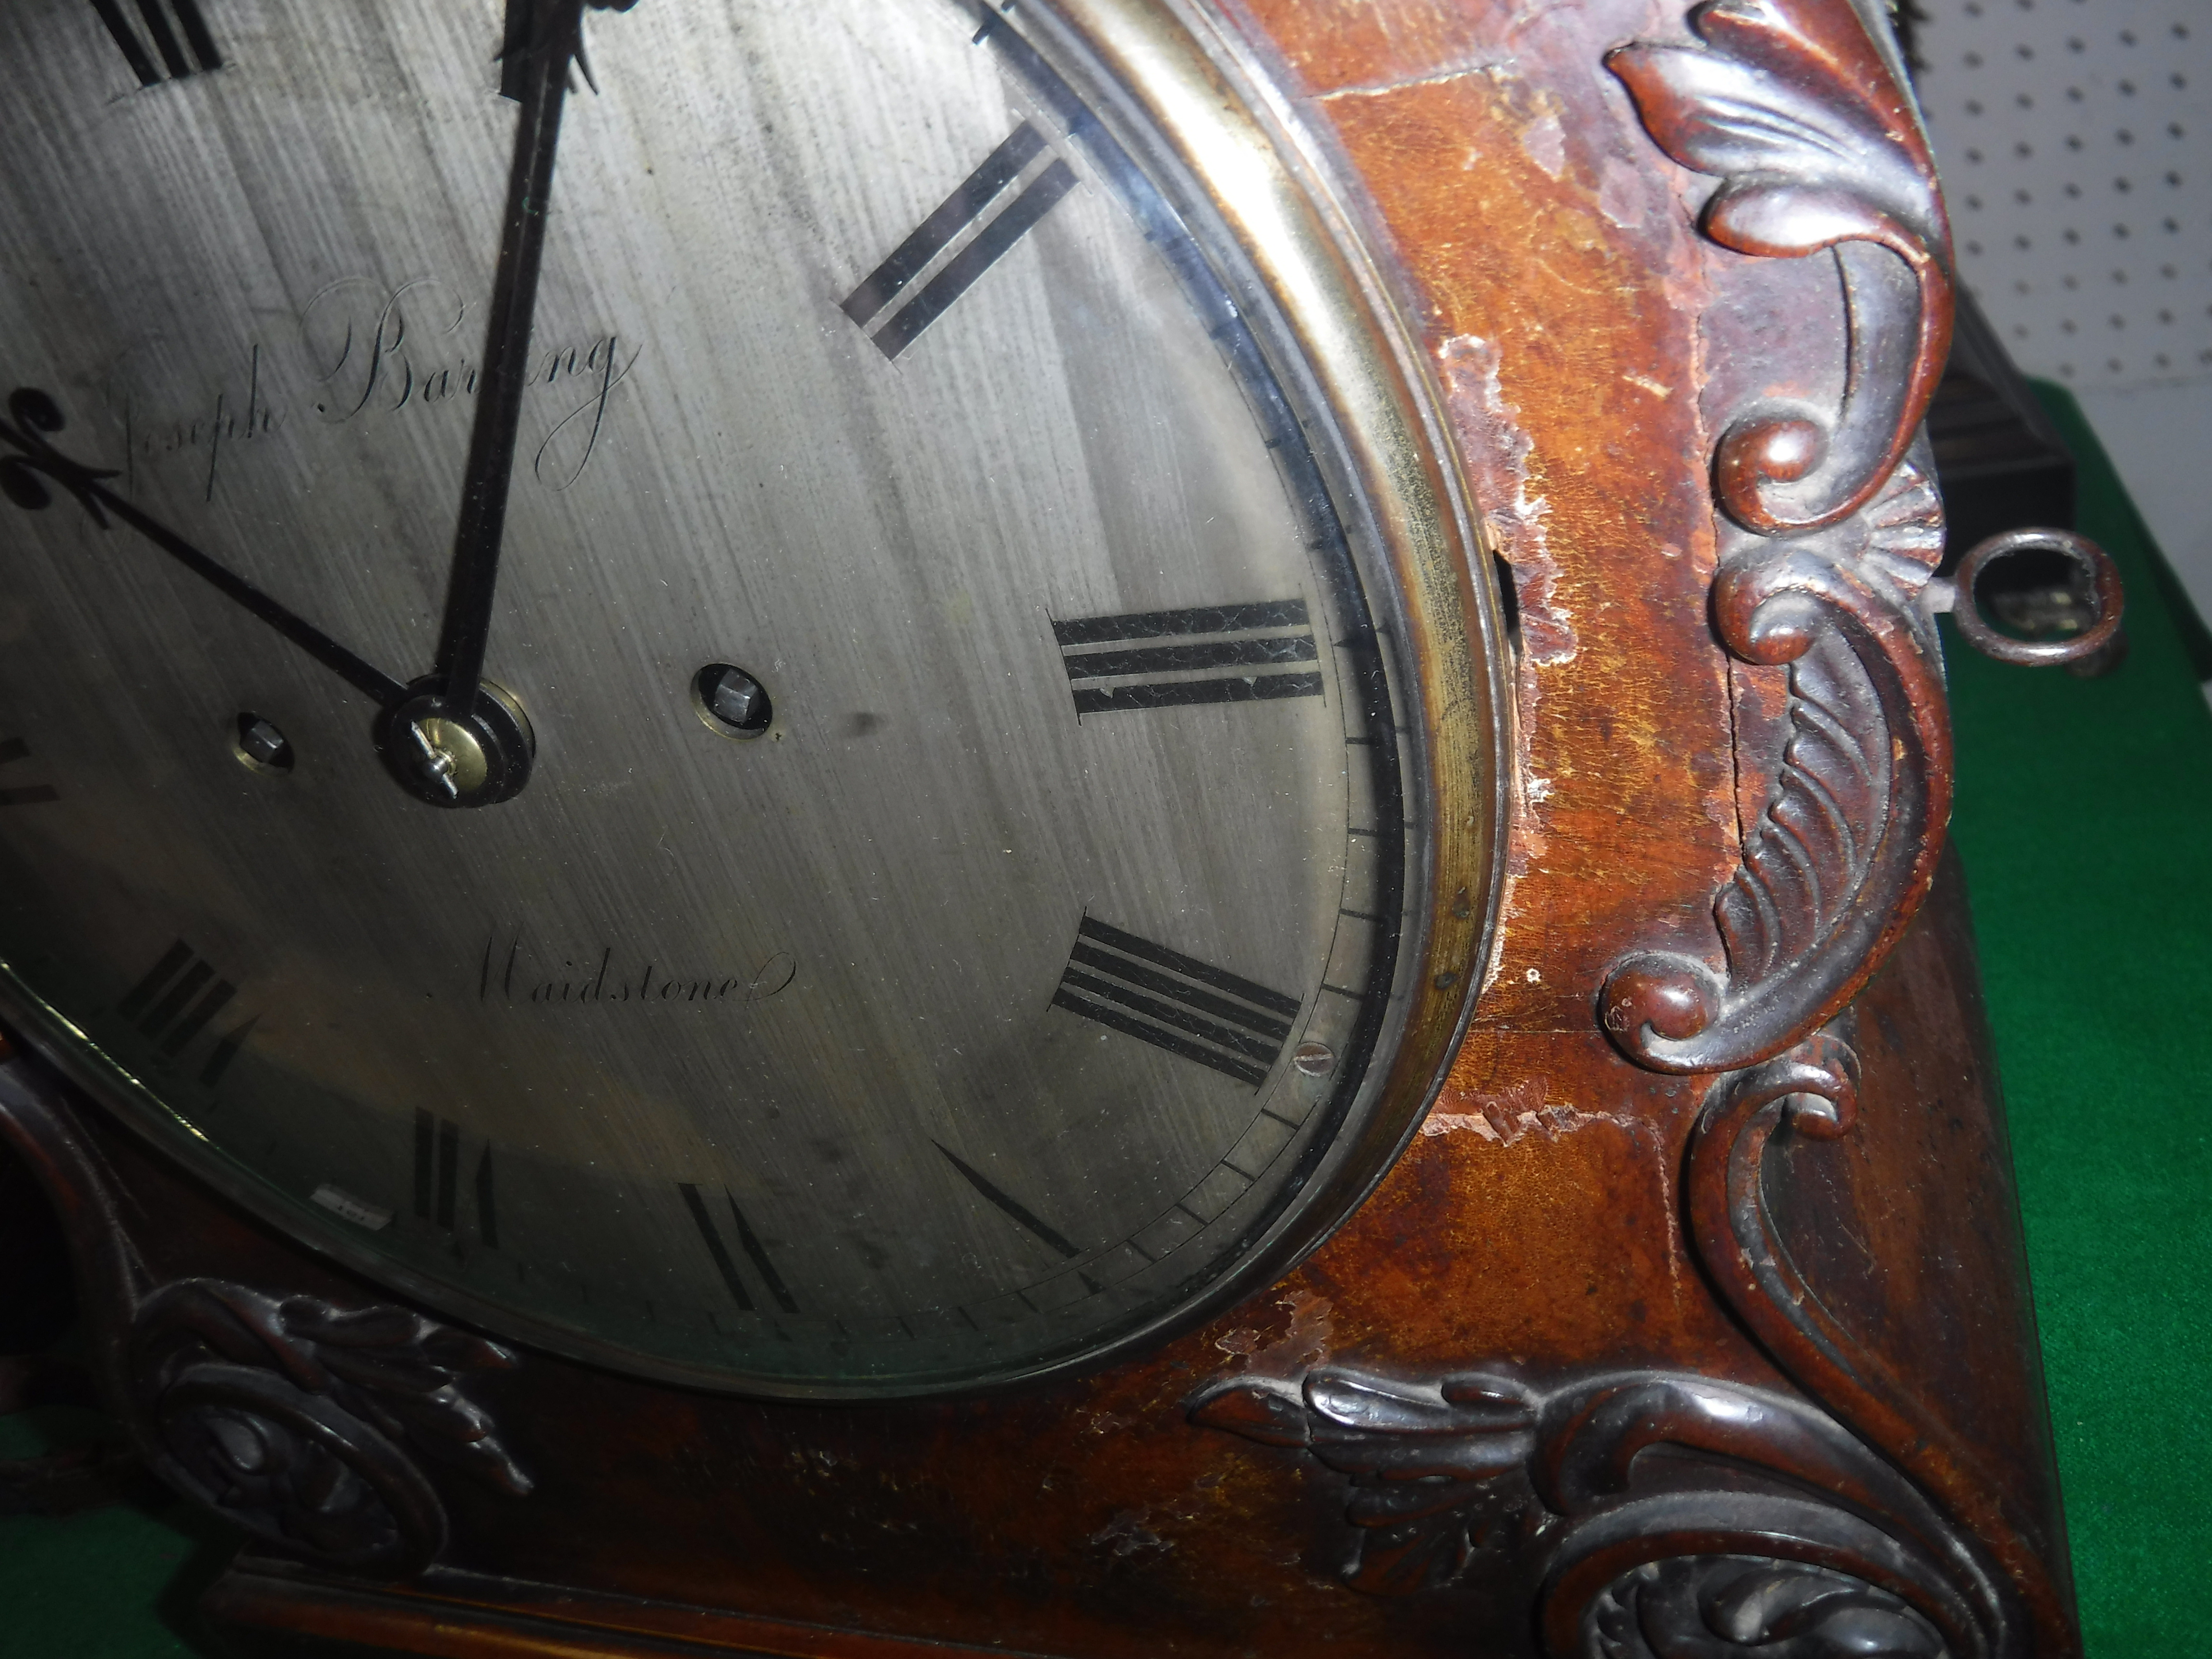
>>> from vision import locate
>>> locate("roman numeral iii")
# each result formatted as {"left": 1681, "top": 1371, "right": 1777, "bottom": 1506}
{"left": 1052, "top": 916, "right": 1298, "bottom": 1088}
{"left": 88, "top": 0, "right": 222, "bottom": 86}
{"left": 1052, "top": 600, "right": 1322, "bottom": 716}
{"left": 842, "top": 121, "right": 1077, "bottom": 360}
{"left": 116, "top": 938, "right": 253, "bottom": 1085}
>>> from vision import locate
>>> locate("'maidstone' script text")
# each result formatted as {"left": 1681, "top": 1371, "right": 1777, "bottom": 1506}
{"left": 480, "top": 927, "right": 797, "bottom": 1010}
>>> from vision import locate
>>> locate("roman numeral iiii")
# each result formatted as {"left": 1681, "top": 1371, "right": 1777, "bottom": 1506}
{"left": 1053, "top": 600, "right": 1322, "bottom": 715}
{"left": 1053, "top": 916, "right": 1297, "bottom": 1088}
{"left": 842, "top": 121, "right": 1077, "bottom": 360}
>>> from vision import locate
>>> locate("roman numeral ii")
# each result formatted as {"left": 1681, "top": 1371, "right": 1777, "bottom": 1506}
{"left": 682, "top": 1184, "right": 800, "bottom": 1315}
{"left": 415, "top": 1111, "right": 498, "bottom": 1247}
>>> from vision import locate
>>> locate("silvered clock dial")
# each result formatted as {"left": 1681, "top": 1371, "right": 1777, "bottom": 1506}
{"left": 0, "top": 0, "right": 1501, "bottom": 1395}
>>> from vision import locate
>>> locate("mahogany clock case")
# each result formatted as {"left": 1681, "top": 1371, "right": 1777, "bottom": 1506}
{"left": 0, "top": 0, "right": 2110, "bottom": 1655}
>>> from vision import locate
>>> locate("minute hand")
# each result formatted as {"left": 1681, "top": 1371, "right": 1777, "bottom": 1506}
{"left": 426, "top": 1, "right": 592, "bottom": 725}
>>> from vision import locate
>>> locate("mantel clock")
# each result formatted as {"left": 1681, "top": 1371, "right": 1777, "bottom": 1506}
{"left": 0, "top": 0, "right": 2120, "bottom": 1655}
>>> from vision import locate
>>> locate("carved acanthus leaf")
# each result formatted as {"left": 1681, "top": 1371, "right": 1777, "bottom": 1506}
{"left": 1191, "top": 1364, "right": 2003, "bottom": 1655}
{"left": 1596, "top": 0, "right": 1959, "bottom": 1073}
{"left": 1607, "top": 0, "right": 1953, "bottom": 536}
{"left": 1600, "top": 453, "right": 1948, "bottom": 1073}
{"left": 1588, "top": 1555, "right": 1945, "bottom": 1659}
{"left": 1190, "top": 1370, "right": 1547, "bottom": 1593}
{"left": 1607, "top": 0, "right": 1942, "bottom": 256}
{"left": 123, "top": 1279, "right": 531, "bottom": 1574}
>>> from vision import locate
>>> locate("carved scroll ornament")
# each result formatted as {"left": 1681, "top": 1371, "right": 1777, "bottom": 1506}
{"left": 0, "top": 1052, "right": 530, "bottom": 1576}
{"left": 132, "top": 1280, "right": 531, "bottom": 1574}
{"left": 1684, "top": 1025, "right": 2075, "bottom": 1653}
{"left": 1190, "top": 1365, "right": 2009, "bottom": 1658}
{"left": 1596, "top": 0, "right": 1959, "bottom": 1075}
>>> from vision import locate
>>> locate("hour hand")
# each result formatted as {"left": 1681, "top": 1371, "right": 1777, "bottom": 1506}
{"left": 0, "top": 387, "right": 410, "bottom": 711}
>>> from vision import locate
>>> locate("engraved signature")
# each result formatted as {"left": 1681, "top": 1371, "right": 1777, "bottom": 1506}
{"left": 302, "top": 277, "right": 638, "bottom": 491}
{"left": 124, "top": 343, "right": 279, "bottom": 505}
{"left": 478, "top": 926, "right": 796, "bottom": 1008}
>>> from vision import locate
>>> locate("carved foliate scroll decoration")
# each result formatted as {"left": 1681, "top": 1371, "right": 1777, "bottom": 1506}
{"left": 1604, "top": 459, "right": 1946, "bottom": 1072}
{"left": 1608, "top": 0, "right": 1953, "bottom": 537}
{"left": 132, "top": 1280, "right": 532, "bottom": 1575}
{"left": 1584, "top": 1557, "right": 1943, "bottom": 1659}
{"left": 1191, "top": 1367, "right": 2008, "bottom": 1659}
{"left": 1598, "top": 0, "right": 1958, "bottom": 1075}
{"left": 1685, "top": 1028, "right": 2074, "bottom": 1652}
{"left": 1187, "top": 1368, "right": 1550, "bottom": 1594}
{"left": 0, "top": 1054, "right": 531, "bottom": 1577}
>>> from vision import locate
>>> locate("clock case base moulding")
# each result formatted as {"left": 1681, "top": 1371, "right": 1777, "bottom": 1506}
{"left": 0, "top": 0, "right": 2089, "bottom": 1652}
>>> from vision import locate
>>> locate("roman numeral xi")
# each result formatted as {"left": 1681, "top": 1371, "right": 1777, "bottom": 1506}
{"left": 1053, "top": 600, "right": 1322, "bottom": 716}
{"left": 842, "top": 121, "right": 1077, "bottom": 360}
{"left": 1053, "top": 916, "right": 1298, "bottom": 1088}
{"left": 89, "top": 0, "right": 222, "bottom": 86}
{"left": 116, "top": 938, "right": 253, "bottom": 1087}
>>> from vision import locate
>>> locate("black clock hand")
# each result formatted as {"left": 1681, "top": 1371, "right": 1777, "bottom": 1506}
{"left": 0, "top": 387, "right": 410, "bottom": 710}
{"left": 427, "top": 3, "right": 583, "bottom": 719}
{"left": 391, "top": 1, "right": 633, "bottom": 809}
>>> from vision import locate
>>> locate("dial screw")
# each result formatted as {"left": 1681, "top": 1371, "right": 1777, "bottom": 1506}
{"left": 1293, "top": 1041, "right": 1336, "bottom": 1077}
{"left": 693, "top": 663, "right": 773, "bottom": 739}
{"left": 231, "top": 712, "right": 294, "bottom": 776}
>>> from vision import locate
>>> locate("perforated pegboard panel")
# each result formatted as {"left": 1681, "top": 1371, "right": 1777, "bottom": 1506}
{"left": 1914, "top": 0, "right": 2212, "bottom": 393}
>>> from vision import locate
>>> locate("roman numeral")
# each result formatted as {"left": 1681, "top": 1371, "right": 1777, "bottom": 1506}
{"left": 1052, "top": 600, "right": 1322, "bottom": 716}
{"left": 413, "top": 1111, "right": 498, "bottom": 1247}
{"left": 116, "top": 938, "right": 254, "bottom": 1084}
{"left": 841, "top": 121, "right": 1078, "bottom": 360}
{"left": 680, "top": 1183, "right": 800, "bottom": 1315}
{"left": 88, "top": 0, "right": 222, "bottom": 86}
{"left": 1053, "top": 916, "right": 1298, "bottom": 1088}
{"left": 0, "top": 738, "right": 59, "bottom": 807}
